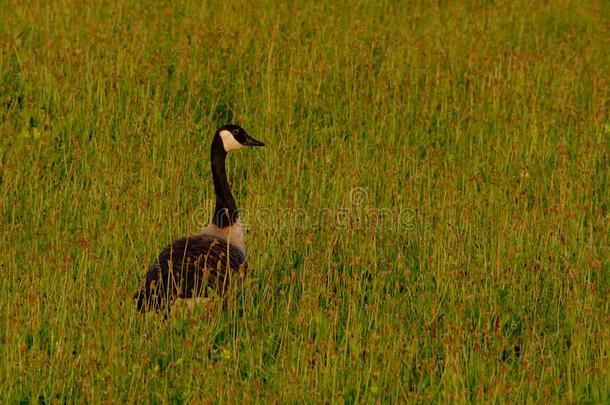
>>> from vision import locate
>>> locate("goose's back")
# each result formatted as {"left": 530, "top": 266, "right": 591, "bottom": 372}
{"left": 135, "top": 234, "right": 247, "bottom": 312}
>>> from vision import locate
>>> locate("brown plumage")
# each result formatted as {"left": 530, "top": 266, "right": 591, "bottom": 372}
{"left": 133, "top": 234, "right": 247, "bottom": 313}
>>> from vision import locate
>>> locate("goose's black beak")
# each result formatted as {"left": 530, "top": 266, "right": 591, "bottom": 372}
{"left": 244, "top": 134, "right": 265, "bottom": 147}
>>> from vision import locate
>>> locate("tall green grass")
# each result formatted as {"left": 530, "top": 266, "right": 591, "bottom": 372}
{"left": 1, "top": 0, "right": 609, "bottom": 402}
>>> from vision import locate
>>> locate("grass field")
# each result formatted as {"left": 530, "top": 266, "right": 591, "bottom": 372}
{"left": 1, "top": 0, "right": 609, "bottom": 402}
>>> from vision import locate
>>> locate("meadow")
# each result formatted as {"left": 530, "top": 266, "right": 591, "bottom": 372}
{"left": 1, "top": 0, "right": 609, "bottom": 402}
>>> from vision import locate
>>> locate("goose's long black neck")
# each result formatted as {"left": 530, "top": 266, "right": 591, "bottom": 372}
{"left": 211, "top": 136, "right": 238, "bottom": 228}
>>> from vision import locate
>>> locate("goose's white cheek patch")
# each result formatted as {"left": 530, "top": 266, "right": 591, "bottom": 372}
{"left": 219, "top": 130, "right": 245, "bottom": 152}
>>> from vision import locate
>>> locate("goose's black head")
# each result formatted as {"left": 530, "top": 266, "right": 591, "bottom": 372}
{"left": 216, "top": 124, "right": 264, "bottom": 152}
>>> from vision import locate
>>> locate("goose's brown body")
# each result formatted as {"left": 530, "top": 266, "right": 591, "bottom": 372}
{"left": 135, "top": 234, "right": 246, "bottom": 312}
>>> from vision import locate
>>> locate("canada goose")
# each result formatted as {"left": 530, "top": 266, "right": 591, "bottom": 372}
{"left": 133, "top": 124, "right": 264, "bottom": 313}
